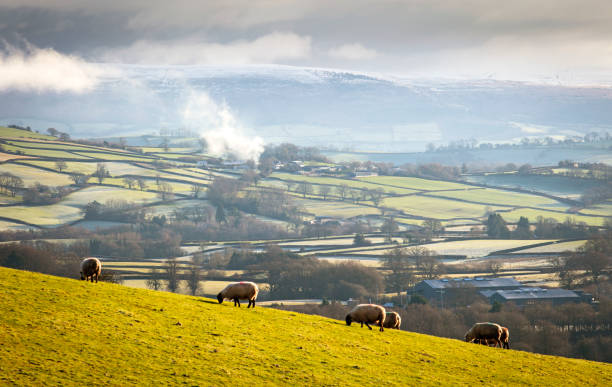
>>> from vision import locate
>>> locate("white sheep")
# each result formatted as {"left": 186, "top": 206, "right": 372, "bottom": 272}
{"left": 217, "top": 282, "right": 259, "bottom": 308}
{"left": 345, "top": 304, "right": 386, "bottom": 332}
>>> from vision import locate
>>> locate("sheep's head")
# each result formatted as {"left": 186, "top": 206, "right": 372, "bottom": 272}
{"left": 80, "top": 271, "right": 85, "bottom": 280}
{"left": 217, "top": 293, "right": 223, "bottom": 304}
{"left": 465, "top": 332, "right": 474, "bottom": 342}
{"left": 345, "top": 315, "right": 352, "bottom": 326}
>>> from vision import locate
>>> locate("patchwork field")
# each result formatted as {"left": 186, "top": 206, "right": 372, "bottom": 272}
{"left": 358, "top": 175, "right": 471, "bottom": 191}
{"left": 429, "top": 188, "right": 568, "bottom": 209}
{"left": 511, "top": 240, "right": 587, "bottom": 254}
{"left": 381, "top": 195, "right": 507, "bottom": 220}
{"left": 502, "top": 208, "right": 609, "bottom": 227}
{"left": 0, "top": 126, "right": 56, "bottom": 140}
{"left": 2, "top": 268, "right": 610, "bottom": 386}
{"left": 296, "top": 198, "right": 381, "bottom": 218}
{"left": 0, "top": 163, "right": 73, "bottom": 186}
{"left": 270, "top": 173, "right": 417, "bottom": 194}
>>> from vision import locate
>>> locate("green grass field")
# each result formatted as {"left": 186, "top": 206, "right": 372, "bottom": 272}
{"left": 511, "top": 240, "right": 587, "bottom": 254}
{"left": 0, "top": 163, "right": 73, "bottom": 187}
{"left": 0, "top": 203, "right": 83, "bottom": 226}
{"left": 0, "top": 126, "right": 56, "bottom": 140}
{"left": 296, "top": 198, "right": 381, "bottom": 218}
{"left": 430, "top": 188, "right": 568, "bottom": 209}
{"left": 72, "top": 151, "right": 156, "bottom": 162}
{"left": 502, "top": 208, "right": 609, "bottom": 227}
{"left": 382, "top": 195, "right": 507, "bottom": 220}
{"left": 0, "top": 144, "right": 92, "bottom": 159}
{"left": 2, "top": 267, "right": 609, "bottom": 385}
{"left": 6, "top": 140, "right": 100, "bottom": 152}
{"left": 270, "top": 173, "right": 417, "bottom": 194}
{"left": 358, "top": 175, "right": 471, "bottom": 191}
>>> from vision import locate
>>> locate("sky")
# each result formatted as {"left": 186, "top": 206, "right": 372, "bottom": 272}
{"left": 0, "top": 1, "right": 611, "bottom": 158}
{"left": 1, "top": 0, "right": 612, "bottom": 91}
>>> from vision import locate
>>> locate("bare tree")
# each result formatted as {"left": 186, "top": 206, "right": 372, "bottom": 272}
{"left": 69, "top": 172, "right": 88, "bottom": 186}
{"left": 55, "top": 160, "right": 67, "bottom": 173}
{"left": 318, "top": 185, "right": 332, "bottom": 200}
{"left": 186, "top": 262, "right": 202, "bottom": 296}
{"left": 146, "top": 268, "right": 163, "bottom": 291}
{"left": 298, "top": 182, "right": 313, "bottom": 198}
{"left": 164, "top": 258, "right": 181, "bottom": 293}
{"left": 369, "top": 188, "right": 384, "bottom": 207}
{"left": 191, "top": 183, "right": 202, "bottom": 198}
{"left": 93, "top": 163, "right": 108, "bottom": 184}
{"left": 487, "top": 260, "right": 503, "bottom": 277}
{"left": 158, "top": 182, "right": 174, "bottom": 201}
{"left": 123, "top": 176, "right": 136, "bottom": 189}
{"left": 137, "top": 178, "right": 147, "bottom": 191}
{"left": 336, "top": 184, "right": 349, "bottom": 201}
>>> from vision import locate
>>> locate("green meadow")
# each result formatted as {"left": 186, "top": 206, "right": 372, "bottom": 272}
{"left": 1, "top": 267, "right": 610, "bottom": 386}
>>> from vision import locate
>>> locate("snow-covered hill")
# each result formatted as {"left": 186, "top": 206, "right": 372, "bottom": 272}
{"left": 1, "top": 64, "right": 611, "bottom": 152}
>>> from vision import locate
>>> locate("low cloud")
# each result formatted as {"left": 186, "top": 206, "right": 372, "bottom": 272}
{"left": 511, "top": 122, "right": 550, "bottom": 134}
{"left": 104, "top": 32, "right": 311, "bottom": 65}
{"left": 182, "top": 91, "right": 264, "bottom": 161}
{"left": 329, "top": 43, "right": 378, "bottom": 60}
{"left": 0, "top": 42, "right": 103, "bottom": 93}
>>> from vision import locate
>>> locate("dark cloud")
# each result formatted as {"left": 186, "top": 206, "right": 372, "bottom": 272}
{"left": 0, "top": 1, "right": 611, "bottom": 82}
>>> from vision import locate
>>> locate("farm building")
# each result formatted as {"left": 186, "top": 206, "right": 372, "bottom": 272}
{"left": 412, "top": 277, "right": 522, "bottom": 301}
{"left": 484, "top": 287, "right": 594, "bottom": 307}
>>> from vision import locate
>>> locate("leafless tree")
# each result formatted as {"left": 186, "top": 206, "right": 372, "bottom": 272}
{"left": 318, "top": 185, "right": 331, "bottom": 200}
{"left": 137, "top": 178, "right": 147, "bottom": 191}
{"left": 164, "top": 258, "right": 181, "bottom": 293}
{"left": 146, "top": 268, "right": 163, "bottom": 291}
{"left": 55, "top": 160, "right": 67, "bottom": 172}
{"left": 123, "top": 176, "right": 136, "bottom": 189}
{"left": 186, "top": 261, "right": 202, "bottom": 296}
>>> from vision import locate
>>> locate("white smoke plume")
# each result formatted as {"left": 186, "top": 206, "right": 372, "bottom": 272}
{"left": 182, "top": 91, "right": 264, "bottom": 161}
{"left": 0, "top": 41, "right": 104, "bottom": 93}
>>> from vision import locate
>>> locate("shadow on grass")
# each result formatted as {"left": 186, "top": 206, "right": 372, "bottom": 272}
{"left": 195, "top": 299, "right": 218, "bottom": 305}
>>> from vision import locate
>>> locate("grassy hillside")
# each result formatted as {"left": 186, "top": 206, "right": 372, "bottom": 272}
{"left": 1, "top": 267, "right": 610, "bottom": 386}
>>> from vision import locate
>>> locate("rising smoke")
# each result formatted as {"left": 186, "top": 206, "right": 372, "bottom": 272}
{"left": 182, "top": 91, "right": 264, "bottom": 161}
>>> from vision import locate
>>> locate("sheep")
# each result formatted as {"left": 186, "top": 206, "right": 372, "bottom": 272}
{"left": 464, "top": 322, "right": 503, "bottom": 348}
{"left": 383, "top": 311, "right": 401, "bottom": 329}
{"left": 345, "top": 304, "right": 386, "bottom": 332}
{"left": 474, "top": 326, "right": 510, "bottom": 349}
{"left": 217, "top": 282, "right": 259, "bottom": 308}
{"left": 80, "top": 257, "right": 102, "bottom": 283}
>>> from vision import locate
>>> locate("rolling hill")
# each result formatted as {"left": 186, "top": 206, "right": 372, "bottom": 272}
{"left": 1, "top": 267, "right": 610, "bottom": 385}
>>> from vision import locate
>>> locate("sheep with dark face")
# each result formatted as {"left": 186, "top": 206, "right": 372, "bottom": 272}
{"left": 465, "top": 322, "right": 503, "bottom": 348}
{"left": 345, "top": 304, "right": 386, "bottom": 332}
{"left": 80, "top": 257, "right": 101, "bottom": 283}
{"left": 217, "top": 282, "right": 259, "bottom": 308}
{"left": 383, "top": 311, "right": 401, "bottom": 329}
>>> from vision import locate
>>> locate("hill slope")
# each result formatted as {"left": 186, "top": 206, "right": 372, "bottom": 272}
{"left": 0, "top": 267, "right": 610, "bottom": 386}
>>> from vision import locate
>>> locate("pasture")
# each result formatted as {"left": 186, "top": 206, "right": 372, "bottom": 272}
{"left": 0, "top": 126, "right": 56, "bottom": 140}
{"left": 358, "top": 175, "right": 471, "bottom": 191}
{"left": 0, "top": 163, "right": 73, "bottom": 187}
{"left": 2, "top": 267, "right": 610, "bottom": 386}
{"left": 381, "top": 195, "right": 507, "bottom": 220}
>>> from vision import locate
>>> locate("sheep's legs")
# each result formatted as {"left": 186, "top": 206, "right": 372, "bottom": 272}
{"left": 360, "top": 322, "right": 364, "bottom": 328}
{"left": 365, "top": 322, "right": 372, "bottom": 330}
{"left": 248, "top": 300, "right": 255, "bottom": 308}
{"left": 234, "top": 298, "right": 241, "bottom": 307}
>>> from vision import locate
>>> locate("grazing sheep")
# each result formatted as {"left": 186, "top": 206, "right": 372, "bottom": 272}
{"left": 345, "top": 304, "right": 386, "bottom": 332}
{"left": 465, "top": 322, "right": 503, "bottom": 348}
{"left": 475, "top": 326, "right": 510, "bottom": 349}
{"left": 80, "top": 257, "right": 102, "bottom": 283}
{"left": 217, "top": 282, "right": 259, "bottom": 308}
{"left": 500, "top": 326, "right": 510, "bottom": 349}
{"left": 383, "top": 311, "right": 401, "bottom": 329}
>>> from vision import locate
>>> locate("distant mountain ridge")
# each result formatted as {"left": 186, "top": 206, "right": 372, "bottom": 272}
{"left": 1, "top": 65, "right": 611, "bottom": 152}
